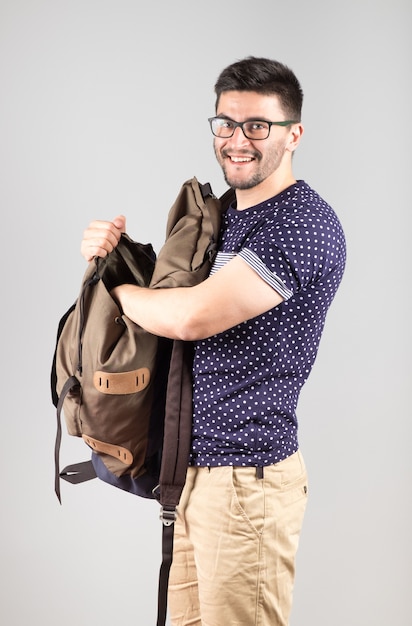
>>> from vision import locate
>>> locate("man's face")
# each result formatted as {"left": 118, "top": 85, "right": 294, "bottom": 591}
{"left": 213, "top": 91, "right": 294, "bottom": 191}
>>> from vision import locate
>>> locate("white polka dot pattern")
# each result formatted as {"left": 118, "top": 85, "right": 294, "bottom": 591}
{"left": 190, "top": 180, "right": 346, "bottom": 468}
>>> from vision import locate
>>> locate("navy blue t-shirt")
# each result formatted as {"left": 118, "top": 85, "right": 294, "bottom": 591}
{"left": 190, "top": 180, "right": 346, "bottom": 467}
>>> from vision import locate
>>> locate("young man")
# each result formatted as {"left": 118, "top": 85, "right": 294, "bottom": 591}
{"left": 81, "top": 57, "right": 346, "bottom": 626}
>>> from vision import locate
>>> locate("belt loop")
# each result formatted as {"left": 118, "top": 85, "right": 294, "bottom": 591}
{"left": 256, "top": 466, "right": 264, "bottom": 480}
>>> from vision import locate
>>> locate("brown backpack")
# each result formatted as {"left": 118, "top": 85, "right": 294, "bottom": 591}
{"left": 51, "top": 177, "right": 234, "bottom": 626}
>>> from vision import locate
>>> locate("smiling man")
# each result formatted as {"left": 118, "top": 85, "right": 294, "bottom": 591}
{"left": 81, "top": 57, "right": 346, "bottom": 626}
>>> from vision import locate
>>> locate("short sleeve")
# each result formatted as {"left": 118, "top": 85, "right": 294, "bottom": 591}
{"left": 238, "top": 206, "right": 346, "bottom": 299}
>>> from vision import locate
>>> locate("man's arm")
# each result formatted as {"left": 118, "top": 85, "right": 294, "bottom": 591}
{"left": 80, "top": 215, "right": 284, "bottom": 340}
{"left": 112, "top": 254, "right": 283, "bottom": 340}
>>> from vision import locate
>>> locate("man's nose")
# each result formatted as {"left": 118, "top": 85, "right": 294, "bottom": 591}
{"left": 230, "top": 125, "right": 251, "bottom": 144}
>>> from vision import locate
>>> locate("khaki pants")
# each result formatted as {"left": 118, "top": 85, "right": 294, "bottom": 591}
{"left": 168, "top": 450, "right": 308, "bottom": 626}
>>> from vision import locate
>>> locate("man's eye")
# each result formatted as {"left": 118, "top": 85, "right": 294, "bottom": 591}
{"left": 250, "top": 122, "right": 265, "bottom": 130}
{"left": 220, "top": 119, "right": 234, "bottom": 129}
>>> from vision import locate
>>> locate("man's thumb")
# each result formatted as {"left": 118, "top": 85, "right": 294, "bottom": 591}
{"left": 113, "top": 214, "right": 126, "bottom": 232}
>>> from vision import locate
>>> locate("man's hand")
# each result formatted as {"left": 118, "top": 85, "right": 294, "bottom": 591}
{"left": 81, "top": 215, "right": 126, "bottom": 261}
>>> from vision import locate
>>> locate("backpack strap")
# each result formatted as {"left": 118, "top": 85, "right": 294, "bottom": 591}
{"left": 158, "top": 340, "right": 194, "bottom": 510}
{"left": 54, "top": 374, "right": 81, "bottom": 502}
{"left": 155, "top": 339, "right": 194, "bottom": 626}
{"left": 59, "top": 461, "right": 97, "bottom": 485}
{"left": 52, "top": 269, "right": 101, "bottom": 503}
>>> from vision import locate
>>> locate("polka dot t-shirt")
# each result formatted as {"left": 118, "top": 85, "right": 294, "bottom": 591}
{"left": 190, "top": 180, "right": 346, "bottom": 468}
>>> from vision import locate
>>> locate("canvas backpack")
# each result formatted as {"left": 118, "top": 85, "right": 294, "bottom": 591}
{"left": 51, "top": 177, "right": 234, "bottom": 626}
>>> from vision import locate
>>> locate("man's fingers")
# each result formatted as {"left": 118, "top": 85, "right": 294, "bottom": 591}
{"left": 80, "top": 217, "right": 126, "bottom": 261}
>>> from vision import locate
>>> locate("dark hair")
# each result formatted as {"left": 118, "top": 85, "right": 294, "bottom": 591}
{"left": 214, "top": 56, "right": 303, "bottom": 121}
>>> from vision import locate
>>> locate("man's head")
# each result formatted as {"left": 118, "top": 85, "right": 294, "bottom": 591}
{"left": 210, "top": 57, "right": 304, "bottom": 200}
{"left": 214, "top": 57, "right": 303, "bottom": 122}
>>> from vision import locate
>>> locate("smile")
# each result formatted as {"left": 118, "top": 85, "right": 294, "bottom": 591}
{"left": 230, "top": 156, "right": 254, "bottom": 163}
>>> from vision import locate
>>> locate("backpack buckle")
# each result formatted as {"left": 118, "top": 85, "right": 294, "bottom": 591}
{"left": 159, "top": 506, "right": 177, "bottom": 527}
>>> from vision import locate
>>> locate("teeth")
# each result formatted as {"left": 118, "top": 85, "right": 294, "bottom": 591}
{"left": 231, "top": 157, "right": 252, "bottom": 163}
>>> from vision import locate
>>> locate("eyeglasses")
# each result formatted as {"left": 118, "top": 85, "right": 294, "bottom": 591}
{"left": 208, "top": 116, "right": 299, "bottom": 140}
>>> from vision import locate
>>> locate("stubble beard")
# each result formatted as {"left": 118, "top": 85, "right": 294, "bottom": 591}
{"left": 222, "top": 166, "right": 263, "bottom": 190}
{"left": 215, "top": 143, "right": 286, "bottom": 191}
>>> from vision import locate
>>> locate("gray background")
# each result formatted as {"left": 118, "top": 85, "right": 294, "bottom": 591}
{"left": 1, "top": 0, "right": 410, "bottom": 624}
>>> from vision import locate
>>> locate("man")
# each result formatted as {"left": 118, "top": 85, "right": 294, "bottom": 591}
{"left": 81, "top": 57, "right": 346, "bottom": 626}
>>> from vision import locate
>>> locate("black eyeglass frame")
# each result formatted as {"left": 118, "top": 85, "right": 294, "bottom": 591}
{"left": 208, "top": 116, "right": 299, "bottom": 140}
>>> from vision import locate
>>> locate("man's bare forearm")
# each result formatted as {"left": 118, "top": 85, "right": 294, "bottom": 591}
{"left": 112, "top": 283, "right": 207, "bottom": 341}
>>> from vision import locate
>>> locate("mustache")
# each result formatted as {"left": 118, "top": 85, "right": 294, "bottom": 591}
{"left": 221, "top": 148, "right": 261, "bottom": 160}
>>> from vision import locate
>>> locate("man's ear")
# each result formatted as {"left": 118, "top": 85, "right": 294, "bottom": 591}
{"left": 287, "top": 123, "right": 304, "bottom": 153}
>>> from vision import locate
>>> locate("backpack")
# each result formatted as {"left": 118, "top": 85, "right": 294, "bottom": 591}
{"left": 51, "top": 177, "right": 234, "bottom": 626}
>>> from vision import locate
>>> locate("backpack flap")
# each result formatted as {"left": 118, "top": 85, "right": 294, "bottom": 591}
{"left": 150, "top": 177, "right": 222, "bottom": 289}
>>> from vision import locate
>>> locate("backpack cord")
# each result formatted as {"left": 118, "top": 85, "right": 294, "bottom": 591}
{"left": 77, "top": 264, "right": 100, "bottom": 375}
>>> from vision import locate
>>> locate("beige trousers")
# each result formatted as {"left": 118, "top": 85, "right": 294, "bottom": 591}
{"left": 168, "top": 450, "right": 308, "bottom": 626}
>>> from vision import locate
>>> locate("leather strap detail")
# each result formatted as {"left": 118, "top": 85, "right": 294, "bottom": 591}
{"left": 82, "top": 435, "right": 133, "bottom": 465}
{"left": 93, "top": 367, "right": 150, "bottom": 395}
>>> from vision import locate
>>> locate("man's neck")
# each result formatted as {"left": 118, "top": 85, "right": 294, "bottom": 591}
{"left": 235, "top": 174, "right": 297, "bottom": 211}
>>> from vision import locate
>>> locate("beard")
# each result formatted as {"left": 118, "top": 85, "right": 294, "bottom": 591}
{"left": 214, "top": 142, "right": 286, "bottom": 190}
{"left": 222, "top": 168, "right": 263, "bottom": 190}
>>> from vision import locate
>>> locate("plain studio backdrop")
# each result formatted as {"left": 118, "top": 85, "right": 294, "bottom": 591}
{"left": 0, "top": 1, "right": 410, "bottom": 624}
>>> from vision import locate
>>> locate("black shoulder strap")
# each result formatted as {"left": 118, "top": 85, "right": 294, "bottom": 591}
{"left": 156, "top": 339, "right": 194, "bottom": 626}
{"left": 158, "top": 340, "right": 194, "bottom": 510}
{"left": 219, "top": 185, "right": 236, "bottom": 212}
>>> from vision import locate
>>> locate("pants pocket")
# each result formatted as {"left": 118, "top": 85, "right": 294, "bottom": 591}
{"left": 230, "top": 467, "right": 265, "bottom": 535}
